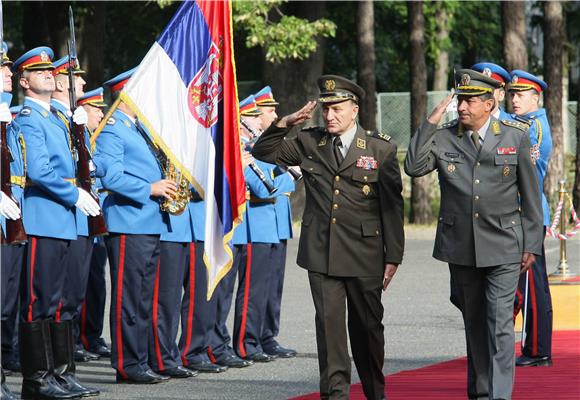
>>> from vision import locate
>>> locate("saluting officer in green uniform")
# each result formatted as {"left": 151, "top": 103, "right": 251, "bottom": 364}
{"left": 252, "top": 75, "right": 404, "bottom": 400}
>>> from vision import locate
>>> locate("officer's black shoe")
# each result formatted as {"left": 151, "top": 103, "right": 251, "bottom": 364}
{"left": 155, "top": 366, "right": 198, "bottom": 378}
{"left": 51, "top": 320, "right": 100, "bottom": 398}
{"left": 188, "top": 360, "right": 228, "bottom": 373}
{"left": 244, "top": 352, "right": 277, "bottom": 363}
{"left": 87, "top": 339, "right": 111, "bottom": 358}
{"left": 116, "top": 369, "right": 169, "bottom": 384}
{"left": 19, "top": 320, "right": 80, "bottom": 399}
{"left": 515, "top": 355, "right": 553, "bottom": 367}
{"left": 73, "top": 348, "right": 100, "bottom": 363}
{"left": 3, "top": 358, "right": 21, "bottom": 373}
{"left": 2, "top": 368, "right": 17, "bottom": 400}
{"left": 215, "top": 354, "right": 254, "bottom": 368}
{"left": 264, "top": 344, "right": 297, "bottom": 359}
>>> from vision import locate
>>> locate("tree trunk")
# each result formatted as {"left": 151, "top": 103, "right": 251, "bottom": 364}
{"left": 432, "top": 2, "right": 450, "bottom": 91}
{"left": 543, "top": 1, "right": 565, "bottom": 202}
{"left": 263, "top": 2, "right": 327, "bottom": 219}
{"left": 408, "top": 1, "right": 433, "bottom": 224}
{"left": 502, "top": 1, "right": 528, "bottom": 114}
{"left": 572, "top": 72, "right": 580, "bottom": 214}
{"left": 78, "top": 3, "right": 107, "bottom": 89}
{"left": 357, "top": 1, "right": 376, "bottom": 131}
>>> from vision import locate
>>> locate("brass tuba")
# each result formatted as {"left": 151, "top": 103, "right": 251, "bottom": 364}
{"left": 160, "top": 159, "right": 191, "bottom": 216}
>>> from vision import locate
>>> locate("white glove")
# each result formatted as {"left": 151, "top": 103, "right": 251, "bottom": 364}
{"left": 0, "top": 191, "right": 21, "bottom": 220}
{"left": 75, "top": 188, "right": 101, "bottom": 217}
{"left": 72, "top": 107, "right": 88, "bottom": 126}
{"left": 0, "top": 102, "right": 11, "bottom": 123}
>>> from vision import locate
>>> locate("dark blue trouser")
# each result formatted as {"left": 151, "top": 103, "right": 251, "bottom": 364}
{"left": 261, "top": 240, "right": 287, "bottom": 350}
{"left": 514, "top": 240, "right": 553, "bottom": 357}
{"left": 207, "top": 244, "right": 243, "bottom": 361}
{"left": 178, "top": 241, "right": 216, "bottom": 366}
{"left": 233, "top": 242, "right": 274, "bottom": 358}
{"left": 80, "top": 237, "right": 108, "bottom": 349}
{"left": 20, "top": 236, "right": 70, "bottom": 322}
{"left": 106, "top": 233, "right": 160, "bottom": 377}
{"left": 1, "top": 242, "right": 25, "bottom": 364}
{"left": 61, "top": 235, "right": 94, "bottom": 346}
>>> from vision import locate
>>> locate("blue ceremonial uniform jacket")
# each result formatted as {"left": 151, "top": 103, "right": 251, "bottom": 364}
{"left": 161, "top": 189, "right": 205, "bottom": 243}
{"left": 233, "top": 204, "right": 250, "bottom": 245}
{"left": 497, "top": 107, "right": 512, "bottom": 122}
{"left": 273, "top": 167, "right": 295, "bottom": 240}
{"left": 518, "top": 109, "right": 552, "bottom": 226}
{"left": 17, "top": 98, "right": 79, "bottom": 240}
{"left": 246, "top": 160, "right": 280, "bottom": 244}
{"left": 1, "top": 94, "right": 26, "bottom": 238}
{"left": 51, "top": 99, "right": 94, "bottom": 237}
{"left": 94, "top": 110, "right": 169, "bottom": 235}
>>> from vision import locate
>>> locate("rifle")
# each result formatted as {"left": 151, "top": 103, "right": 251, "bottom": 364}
{"left": 68, "top": 6, "right": 107, "bottom": 236}
{"left": 0, "top": 1, "right": 26, "bottom": 245}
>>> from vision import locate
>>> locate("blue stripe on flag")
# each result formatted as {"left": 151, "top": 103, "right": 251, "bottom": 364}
{"left": 212, "top": 100, "right": 233, "bottom": 235}
{"left": 157, "top": 0, "right": 212, "bottom": 85}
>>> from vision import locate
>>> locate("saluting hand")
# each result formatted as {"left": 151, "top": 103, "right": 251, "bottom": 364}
{"left": 276, "top": 101, "right": 317, "bottom": 128}
{"left": 151, "top": 179, "right": 178, "bottom": 201}
{"left": 383, "top": 263, "right": 399, "bottom": 291}
{"left": 427, "top": 91, "right": 455, "bottom": 125}
{"left": 520, "top": 252, "right": 536, "bottom": 274}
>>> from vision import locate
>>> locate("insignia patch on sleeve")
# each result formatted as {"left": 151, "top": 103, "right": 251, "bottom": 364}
{"left": 106, "top": 117, "right": 116, "bottom": 125}
{"left": 20, "top": 107, "right": 31, "bottom": 116}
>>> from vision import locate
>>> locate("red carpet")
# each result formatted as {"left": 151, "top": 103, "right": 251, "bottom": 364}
{"left": 291, "top": 330, "right": 580, "bottom": 400}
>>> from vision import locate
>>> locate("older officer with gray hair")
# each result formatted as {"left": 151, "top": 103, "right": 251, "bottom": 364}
{"left": 405, "top": 69, "right": 543, "bottom": 400}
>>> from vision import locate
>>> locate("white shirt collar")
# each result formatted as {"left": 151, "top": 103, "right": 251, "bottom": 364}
{"left": 334, "top": 123, "right": 358, "bottom": 157}
{"left": 478, "top": 117, "right": 491, "bottom": 141}
{"left": 25, "top": 96, "right": 51, "bottom": 112}
{"left": 118, "top": 110, "right": 137, "bottom": 125}
{"left": 492, "top": 108, "right": 500, "bottom": 120}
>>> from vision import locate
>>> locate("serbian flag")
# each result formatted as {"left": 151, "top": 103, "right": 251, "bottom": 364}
{"left": 119, "top": 0, "right": 245, "bottom": 299}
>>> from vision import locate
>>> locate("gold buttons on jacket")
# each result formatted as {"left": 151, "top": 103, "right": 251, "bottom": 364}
{"left": 474, "top": 213, "right": 480, "bottom": 218}
{"left": 334, "top": 189, "right": 340, "bottom": 195}
{"left": 332, "top": 218, "right": 337, "bottom": 224}
{"left": 335, "top": 176, "right": 340, "bottom": 182}
{"left": 475, "top": 179, "right": 480, "bottom": 184}
{"left": 474, "top": 195, "right": 480, "bottom": 200}
{"left": 333, "top": 204, "right": 338, "bottom": 210}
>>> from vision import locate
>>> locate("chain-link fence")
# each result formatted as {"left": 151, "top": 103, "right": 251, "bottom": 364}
{"left": 377, "top": 91, "right": 578, "bottom": 155}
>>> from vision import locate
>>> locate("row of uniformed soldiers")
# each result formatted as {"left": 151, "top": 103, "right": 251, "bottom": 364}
{"left": 0, "top": 43, "right": 297, "bottom": 400}
{"left": 459, "top": 62, "right": 554, "bottom": 370}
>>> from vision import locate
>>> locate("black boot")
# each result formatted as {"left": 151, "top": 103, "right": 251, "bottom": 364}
{"left": 19, "top": 319, "right": 79, "bottom": 399}
{"left": 50, "top": 320, "right": 100, "bottom": 398}
{"left": 1, "top": 368, "right": 17, "bottom": 400}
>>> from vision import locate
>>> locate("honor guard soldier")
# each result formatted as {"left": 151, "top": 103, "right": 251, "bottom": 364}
{"left": 95, "top": 68, "right": 177, "bottom": 384}
{"left": 207, "top": 151, "right": 255, "bottom": 369}
{"left": 252, "top": 75, "right": 405, "bottom": 400}
{"left": 472, "top": 62, "right": 512, "bottom": 121}
{"left": 508, "top": 70, "right": 554, "bottom": 367}
{"left": 405, "top": 69, "right": 543, "bottom": 400}
{"left": 254, "top": 86, "right": 297, "bottom": 358}
{"left": 233, "top": 95, "right": 280, "bottom": 363}
{"left": 14, "top": 46, "right": 101, "bottom": 399}
{"left": 50, "top": 56, "right": 102, "bottom": 365}
{"left": 1, "top": 41, "right": 23, "bottom": 400}
{"left": 76, "top": 88, "right": 112, "bottom": 358}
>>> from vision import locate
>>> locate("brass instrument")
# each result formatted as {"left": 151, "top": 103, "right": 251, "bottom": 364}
{"left": 160, "top": 160, "right": 191, "bottom": 216}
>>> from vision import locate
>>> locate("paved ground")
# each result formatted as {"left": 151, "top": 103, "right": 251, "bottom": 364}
{"left": 5, "top": 227, "right": 579, "bottom": 399}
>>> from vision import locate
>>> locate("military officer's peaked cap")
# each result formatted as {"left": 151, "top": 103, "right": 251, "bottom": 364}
{"left": 507, "top": 70, "right": 548, "bottom": 93}
{"left": 471, "top": 62, "right": 510, "bottom": 87}
{"left": 254, "top": 86, "right": 279, "bottom": 106}
{"left": 78, "top": 87, "right": 107, "bottom": 108}
{"left": 2, "top": 42, "right": 12, "bottom": 66}
{"left": 239, "top": 95, "right": 262, "bottom": 117}
{"left": 12, "top": 46, "right": 54, "bottom": 73}
{"left": 103, "top": 67, "right": 137, "bottom": 93}
{"left": 317, "top": 75, "right": 365, "bottom": 104}
{"left": 455, "top": 69, "right": 501, "bottom": 96}
{"left": 52, "top": 56, "right": 85, "bottom": 76}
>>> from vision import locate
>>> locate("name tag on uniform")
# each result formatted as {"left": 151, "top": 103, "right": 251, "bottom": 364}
{"left": 497, "top": 147, "right": 516, "bottom": 155}
{"left": 356, "top": 156, "right": 378, "bottom": 170}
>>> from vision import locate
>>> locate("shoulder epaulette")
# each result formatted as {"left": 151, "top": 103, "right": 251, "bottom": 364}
{"left": 513, "top": 115, "right": 533, "bottom": 126}
{"left": 301, "top": 125, "right": 322, "bottom": 132}
{"left": 437, "top": 119, "right": 458, "bottom": 130}
{"left": 106, "top": 117, "right": 116, "bottom": 125}
{"left": 501, "top": 119, "right": 529, "bottom": 132}
{"left": 19, "top": 106, "right": 32, "bottom": 117}
{"left": 369, "top": 130, "right": 391, "bottom": 142}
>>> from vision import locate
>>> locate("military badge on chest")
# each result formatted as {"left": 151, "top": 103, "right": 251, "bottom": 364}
{"left": 356, "top": 156, "right": 378, "bottom": 170}
{"left": 447, "top": 163, "right": 456, "bottom": 173}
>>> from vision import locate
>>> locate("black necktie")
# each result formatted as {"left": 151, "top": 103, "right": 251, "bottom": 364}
{"left": 333, "top": 137, "right": 344, "bottom": 166}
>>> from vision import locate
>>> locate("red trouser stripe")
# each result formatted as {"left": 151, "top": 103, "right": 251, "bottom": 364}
{"left": 529, "top": 270, "right": 538, "bottom": 356}
{"left": 207, "top": 346, "right": 217, "bottom": 364}
{"left": 152, "top": 259, "right": 164, "bottom": 371}
{"left": 116, "top": 235, "right": 127, "bottom": 379}
{"left": 80, "top": 299, "right": 90, "bottom": 349}
{"left": 55, "top": 301, "right": 62, "bottom": 322}
{"left": 514, "top": 288, "right": 523, "bottom": 321}
{"left": 27, "top": 237, "right": 38, "bottom": 322}
{"left": 180, "top": 243, "right": 196, "bottom": 366}
{"left": 238, "top": 244, "right": 252, "bottom": 358}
